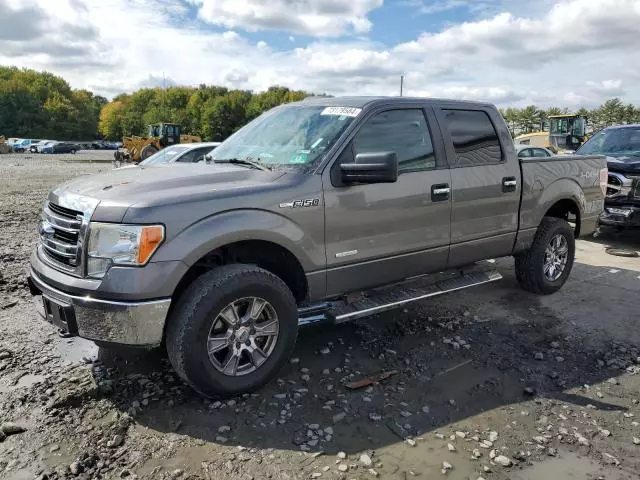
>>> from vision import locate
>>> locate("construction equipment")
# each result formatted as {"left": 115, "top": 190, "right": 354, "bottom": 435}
{"left": 0, "top": 136, "right": 11, "bottom": 154}
{"left": 515, "top": 114, "right": 587, "bottom": 153}
{"left": 114, "top": 123, "right": 201, "bottom": 165}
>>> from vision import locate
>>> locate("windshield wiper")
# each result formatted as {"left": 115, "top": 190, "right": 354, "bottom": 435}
{"left": 211, "top": 157, "right": 271, "bottom": 171}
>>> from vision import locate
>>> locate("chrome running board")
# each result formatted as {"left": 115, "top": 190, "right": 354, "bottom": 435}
{"left": 298, "top": 264, "right": 502, "bottom": 326}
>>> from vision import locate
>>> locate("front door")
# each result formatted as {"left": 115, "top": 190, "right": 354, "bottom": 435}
{"left": 435, "top": 107, "right": 521, "bottom": 267}
{"left": 322, "top": 106, "right": 452, "bottom": 297}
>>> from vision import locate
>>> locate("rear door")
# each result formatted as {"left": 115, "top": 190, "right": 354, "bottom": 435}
{"left": 322, "top": 104, "right": 452, "bottom": 296}
{"left": 435, "top": 106, "right": 521, "bottom": 267}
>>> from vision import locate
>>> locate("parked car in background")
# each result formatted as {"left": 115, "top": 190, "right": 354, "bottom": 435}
{"left": 138, "top": 142, "right": 221, "bottom": 166}
{"left": 51, "top": 142, "right": 78, "bottom": 154}
{"left": 40, "top": 141, "right": 57, "bottom": 153}
{"left": 575, "top": 124, "right": 640, "bottom": 228}
{"left": 12, "top": 139, "right": 37, "bottom": 152}
{"left": 516, "top": 145, "right": 555, "bottom": 158}
{"left": 91, "top": 141, "right": 119, "bottom": 150}
{"left": 29, "top": 140, "right": 50, "bottom": 153}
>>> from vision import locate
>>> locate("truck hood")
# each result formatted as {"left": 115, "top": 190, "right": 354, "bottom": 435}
{"left": 60, "top": 163, "right": 284, "bottom": 200}
{"left": 606, "top": 155, "right": 640, "bottom": 175}
{"left": 53, "top": 163, "right": 288, "bottom": 222}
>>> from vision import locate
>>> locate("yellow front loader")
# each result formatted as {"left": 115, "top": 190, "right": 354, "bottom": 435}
{"left": 514, "top": 114, "right": 587, "bottom": 153}
{"left": 0, "top": 136, "right": 11, "bottom": 154}
{"left": 114, "top": 123, "right": 201, "bottom": 166}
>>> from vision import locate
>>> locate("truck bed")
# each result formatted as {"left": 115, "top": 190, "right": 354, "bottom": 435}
{"left": 518, "top": 154, "right": 607, "bottom": 235}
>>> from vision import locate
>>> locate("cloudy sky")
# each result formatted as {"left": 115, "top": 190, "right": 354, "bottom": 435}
{"left": 2, "top": 0, "right": 640, "bottom": 107}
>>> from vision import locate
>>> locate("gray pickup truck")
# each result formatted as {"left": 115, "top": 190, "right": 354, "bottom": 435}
{"left": 28, "top": 97, "right": 607, "bottom": 397}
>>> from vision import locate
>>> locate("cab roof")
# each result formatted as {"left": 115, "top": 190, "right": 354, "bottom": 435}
{"left": 295, "top": 95, "right": 494, "bottom": 109}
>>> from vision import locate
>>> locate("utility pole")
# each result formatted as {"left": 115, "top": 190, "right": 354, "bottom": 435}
{"left": 162, "top": 72, "right": 167, "bottom": 120}
{"left": 400, "top": 75, "right": 404, "bottom": 96}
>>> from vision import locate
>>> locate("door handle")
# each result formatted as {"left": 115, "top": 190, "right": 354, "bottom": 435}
{"left": 502, "top": 176, "right": 517, "bottom": 192}
{"left": 431, "top": 183, "right": 450, "bottom": 201}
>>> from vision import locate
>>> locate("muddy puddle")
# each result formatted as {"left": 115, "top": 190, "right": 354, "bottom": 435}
{"left": 0, "top": 373, "right": 46, "bottom": 393}
{"left": 512, "top": 450, "right": 631, "bottom": 480}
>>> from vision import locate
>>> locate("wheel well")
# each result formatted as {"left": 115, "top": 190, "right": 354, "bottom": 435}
{"left": 172, "top": 240, "right": 308, "bottom": 306}
{"left": 545, "top": 199, "right": 581, "bottom": 236}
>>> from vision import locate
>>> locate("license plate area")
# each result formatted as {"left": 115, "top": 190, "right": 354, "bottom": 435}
{"left": 35, "top": 294, "right": 78, "bottom": 335}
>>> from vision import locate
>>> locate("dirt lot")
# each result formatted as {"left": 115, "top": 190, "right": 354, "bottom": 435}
{"left": 1, "top": 154, "right": 639, "bottom": 480}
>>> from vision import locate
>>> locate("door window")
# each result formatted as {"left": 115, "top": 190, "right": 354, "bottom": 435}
{"left": 176, "top": 147, "right": 211, "bottom": 163}
{"left": 532, "top": 148, "right": 550, "bottom": 157}
{"left": 441, "top": 109, "right": 503, "bottom": 166}
{"left": 353, "top": 109, "right": 436, "bottom": 172}
{"left": 518, "top": 148, "right": 532, "bottom": 157}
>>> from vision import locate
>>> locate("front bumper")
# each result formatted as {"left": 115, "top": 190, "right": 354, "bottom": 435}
{"left": 599, "top": 205, "right": 640, "bottom": 227}
{"left": 28, "top": 267, "right": 170, "bottom": 347}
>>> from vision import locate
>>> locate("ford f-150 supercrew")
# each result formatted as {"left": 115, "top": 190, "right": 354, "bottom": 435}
{"left": 27, "top": 97, "right": 607, "bottom": 397}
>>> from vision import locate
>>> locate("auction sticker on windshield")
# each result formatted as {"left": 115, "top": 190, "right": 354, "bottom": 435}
{"left": 321, "top": 107, "right": 361, "bottom": 117}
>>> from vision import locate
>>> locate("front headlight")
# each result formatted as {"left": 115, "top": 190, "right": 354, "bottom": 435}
{"left": 87, "top": 223, "right": 165, "bottom": 278}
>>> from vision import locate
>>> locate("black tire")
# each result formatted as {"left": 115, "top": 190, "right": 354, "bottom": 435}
{"left": 71, "top": 149, "right": 76, "bottom": 154}
{"left": 140, "top": 144, "right": 158, "bottom": 160}
{"left": 514, "top": 217, "right": 575, "bottom": 295}
{"left": 166, "top": 264, "right": 298, "bottom": 398}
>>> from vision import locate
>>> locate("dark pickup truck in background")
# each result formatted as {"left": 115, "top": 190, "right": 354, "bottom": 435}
{"left": 28, "top": 96, "right": 607, "bottom": 397}
{"left": 575, "top": 124, "right": 640, "bottom": 228}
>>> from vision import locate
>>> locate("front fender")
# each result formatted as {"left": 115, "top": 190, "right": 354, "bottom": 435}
{"left": 152, "top": 209, "right": 324, "bottom": 273}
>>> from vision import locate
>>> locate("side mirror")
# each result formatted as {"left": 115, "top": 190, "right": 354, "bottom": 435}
{"left": 340, "top": 152, "right": 398, "bottom": 184}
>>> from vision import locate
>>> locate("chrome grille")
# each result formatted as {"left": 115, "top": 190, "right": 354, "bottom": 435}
{"left": 40, "top": 202, "right": 83, "bottom": 268}
{"left": 630, "top": 176, "right": 640, "bottom": 200}
{"left": 606, "top": 173, "right": 623, "bottom": 197}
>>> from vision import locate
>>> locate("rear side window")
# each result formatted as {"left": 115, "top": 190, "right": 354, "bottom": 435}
{"left": 532, "top": 148, "right": 550, "bottom": 158}
{"left": 353, "top": 109, "right": 436, "bottom": 172}
{"left": 441, "top": 109, "right": 503, "bottom": 166}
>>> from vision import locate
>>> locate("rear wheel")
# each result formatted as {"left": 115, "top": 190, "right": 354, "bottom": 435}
{"left": 166, "top": 264, "right": 298, "bottom": 398}
{"left": 515, "top": 217, "right": 575, "bottom": 295}
{"left": 140, "top": 144, "right": 158, "bottom": 160}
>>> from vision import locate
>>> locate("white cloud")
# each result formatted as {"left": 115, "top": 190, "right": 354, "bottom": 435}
{"left": 1, "top": 0, "right": 640, "bottom": 108}
{"left": 586, "top": 80, "right": 625, "bottom": 97}
{"left": 402, "top": 0, "right": 471, "bottom": 15}
{"left": 190, "top": 0, "right": 383, "bottom": 37}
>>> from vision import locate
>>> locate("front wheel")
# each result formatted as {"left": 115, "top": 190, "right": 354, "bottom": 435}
{"left": 166, "top": 264, "right": 298, "bottom": 398}
{"left": 140, "top": 144, "right": 158, "bottom": 160}
{"left": 515, "top": 217, "right": 575, "bottom": 295}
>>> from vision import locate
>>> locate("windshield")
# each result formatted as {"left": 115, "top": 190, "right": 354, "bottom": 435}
{"left": 551, "top": 117, "right": 586, "bottom": 138}
{"left": 209, "top": 104, "right": 360, "bottom": 168}
{"left": 576, "top": 127, "right": 640, "bottom": 157}
{"left": 140, "top": 145, "right": 190, "bottom": 165}
{"left": 550, "top": 118, "right": 570, "bottom": 135}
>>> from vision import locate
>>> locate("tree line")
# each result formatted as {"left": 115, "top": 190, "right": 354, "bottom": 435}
{"left": 0, "top": 66, "right": 107, "bottom": 140}
{"left": 2, "top": 66, "right": 640, "bottom": 142}
{"left": 499, "top": 99, "right": 640, "bottom": 137}
{"left": 98, "top": 84, "right": 321, "bottom": 141}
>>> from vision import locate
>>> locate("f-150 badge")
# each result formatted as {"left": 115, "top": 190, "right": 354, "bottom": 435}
{"left": 279, "top": 198, "right": 320, "bottom": 208}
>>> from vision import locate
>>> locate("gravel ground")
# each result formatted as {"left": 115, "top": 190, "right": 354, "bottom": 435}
{"left": 1, "top": 154, "right": 640, "bottom": 480}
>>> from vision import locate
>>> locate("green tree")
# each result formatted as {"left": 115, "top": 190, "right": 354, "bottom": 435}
{"left": 517, "top": 106, "right": 543, "bottom": 134}
{"left": 98, "top": 100, "right": 126, "bottom": 139}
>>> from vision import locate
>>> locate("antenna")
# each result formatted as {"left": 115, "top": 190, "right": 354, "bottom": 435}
{"left": 400, "top": 75, "right": 404, "bottom": 96}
